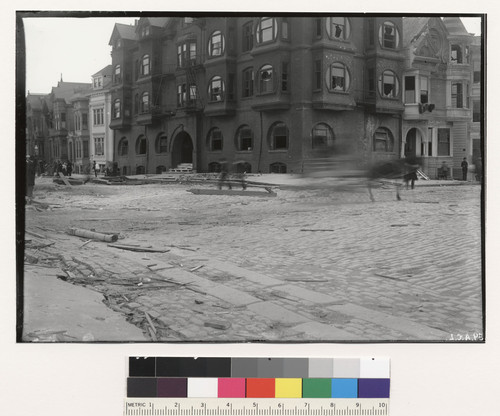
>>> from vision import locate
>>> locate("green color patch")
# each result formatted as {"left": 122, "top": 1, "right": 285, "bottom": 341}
{"left": 302, "top": 378, "right": 332, "bottom": 398}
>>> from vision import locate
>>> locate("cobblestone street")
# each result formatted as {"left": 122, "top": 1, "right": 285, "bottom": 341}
{"left": 22, "top": 175, "right": 483, "bottom": 342}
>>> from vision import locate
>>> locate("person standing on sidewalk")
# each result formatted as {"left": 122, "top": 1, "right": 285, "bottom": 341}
{"left": 25, "top": 156, "right": 36, "bottom": 204}
{"left": 461, "top": 157, "right": 469, "bottom": 181}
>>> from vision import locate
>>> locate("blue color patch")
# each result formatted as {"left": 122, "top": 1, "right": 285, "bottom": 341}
{"left": 331, "top": 378, "right": 358, "bottom": 398}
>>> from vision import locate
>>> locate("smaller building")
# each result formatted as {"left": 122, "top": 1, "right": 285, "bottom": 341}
{"left": 88, "top": 65, "right": 114, "bottom": 174}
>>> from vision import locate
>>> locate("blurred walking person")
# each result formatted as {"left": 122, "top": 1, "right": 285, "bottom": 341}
{"left": 461, "top": 157, "right": 468, "bottom": 181}
{"left": 218, "top": 159, "right": 232, "bottom": 190}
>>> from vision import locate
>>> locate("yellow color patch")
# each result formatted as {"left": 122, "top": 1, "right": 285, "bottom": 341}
{"left": 275, "top": 378, "right": 302, "bottom": 398}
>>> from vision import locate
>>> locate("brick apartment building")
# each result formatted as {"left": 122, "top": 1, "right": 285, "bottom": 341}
{"left": 108, "top": 16, "right": 407, "bottom": 175}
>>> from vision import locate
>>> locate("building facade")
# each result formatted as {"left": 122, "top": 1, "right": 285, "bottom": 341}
{"left": 89, "top": 65, "right": 114, "bottom": 173}
{"left": 402, "top": 17, "right": 478, "bottom": 179}
{"left": 108, "top": 16, "right": 408, "bottom": 175}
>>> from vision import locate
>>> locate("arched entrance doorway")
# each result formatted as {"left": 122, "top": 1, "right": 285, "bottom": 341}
{"left": 171, "top": 130, "right": 193, "bottom": 169}
{"left": 404, "top": 128, "right": 419, "bottom": 158}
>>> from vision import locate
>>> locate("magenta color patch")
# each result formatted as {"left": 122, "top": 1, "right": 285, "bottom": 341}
{"left": 218, "top": 378, "right": 246, "bottom": 397}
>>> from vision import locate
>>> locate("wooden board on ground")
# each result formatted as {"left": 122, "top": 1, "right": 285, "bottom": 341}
{"left": 187, "top": 188, "right": 277, "bottom": 197}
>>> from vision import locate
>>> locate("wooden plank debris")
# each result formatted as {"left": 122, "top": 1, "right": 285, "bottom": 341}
{"left": 107, "top": 243, "right": 169, "bottom": 253}
{"left": 68, "top": 227, "right": 118, "bottom": 242}
{"left": 300, "top": 229, "right": 335, "bottom": 232}
{"left": 190, "top": 265, "right": 204, "bottom": 272}
{"left": 57, "top": 172, "right": 72, "bottom": 186}
{"left": 187, "top": 188, "right": 277, "bottom": 197}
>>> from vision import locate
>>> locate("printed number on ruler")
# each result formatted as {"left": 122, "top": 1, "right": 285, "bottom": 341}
{"left": 124, "top": 398, "right": 389, "bottom": 416}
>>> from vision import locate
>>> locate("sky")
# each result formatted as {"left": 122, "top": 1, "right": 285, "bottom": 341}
{"left": 22, "top": 15, "right": 483, "bottom": 94}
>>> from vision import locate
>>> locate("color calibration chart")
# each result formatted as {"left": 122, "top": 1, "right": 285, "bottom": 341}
{"left": 125, "top": 357, "right": 390, "bottom": 415}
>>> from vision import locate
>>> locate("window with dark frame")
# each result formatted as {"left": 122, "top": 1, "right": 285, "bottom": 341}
{"left": 281, "top": 62, "right": 289, "bottom": 92}
{"left": 329, "top": 17, "right": 350, "bottom": 40}
{"left": 209, "top": 31, "right": 224, "bottom": 57}
{"left": 314, "top": 59, "right": 322, "bottom": 90}
{"left": 177, "top": 84, "right": 186, "bottom": 107}
{"left": 427, "top": 127, "right": 433, "bottom": 156}
{"left": 473, "top": 100, "right": 480, "bottom": 122}
{"left": 473, "top": 60, "right": 481, "bottom": 83}
{"left": 405, "top": 76, "right": 416, "bottom": 103}
{"left": 451, "top": 82, "right": 463, "bottom": 108}
{"left": 83, "top": 141, "right": 89, "bottom": 158}
{"left": 420, "top": 76, "right": 429, "bottom": 104}
{"left": 119, "top": 138, "right": 128, "bottom": 156}
{"left": 209, "top": 128, "right": 223, "bottom": 151}
{"left": 270, "top": 123, "right": 288, "bottom": 150}
{"left": 270, "top": 162, "right": 287, "bottom": 173}
{"left": 330, "top": 63, "right": 348, "bottom": 91}
{"left": 94, "top": 137, "right": 104, "bottom": 156}
{"left": 451, "top": 45, "right": 462, "bottom": 63}
{"left": 236, "top": 126, "right": 253, "bottom": 151}
{"left": 157, "top": 134, "right": 168, "bottom": 153}
{"left": 82, "top": 113, "right": 88, "bottom": 130}
{"left": 242, "top": 68, "right": 254, "bottom": 97}
{"left": 113, "top": 99, "right": 121, "bottom": 118}
{"left": 178, "top": 42, "right": 197, "bottom": 67}
{"left": 259, "top": 65, "right": 274, "bottom": 94}
{"left": 136, "top": 136, "right": 147, "bottom": 155}
{"left": 242, "top": 22, "right": 253, "bottom": 52}
{"left": 141, "top": 92, "right": 150, "bottom": 113}
{"left": 209, "top": 76, "right": 224, "bottom": 102}
{"left": 257, "top": 17, "right": 276, "bottom": 43}
{"left": 380, "top": 21, "right": 398, "bottom": 49}
{"left": 114, "top": 64, "right": 121, "bottom": 83}
{"left": 141, "top": 55, "right": 150, "bottom": 76}
{"left": 379, "top": 70, "right": 399, "bottom": 98}
{"left": 227, "top": 74, "right": 235, "bottom": 100}
{"left": 437, "top": 128, "right": 450, "bottom": 156}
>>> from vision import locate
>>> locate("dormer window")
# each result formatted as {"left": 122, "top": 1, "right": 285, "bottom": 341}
{"left": 141, "top": 26, "right": 150, "bottom": 38}
{"left": 451, "top": 44, "right": 463, "bottom": 63}
{"left": 93, "top": 76, "right": 103, "bottom": 89}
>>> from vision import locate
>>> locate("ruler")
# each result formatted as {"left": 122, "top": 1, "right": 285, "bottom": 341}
{"left": 124, "top": 398, "right": 389, "bottom": 416}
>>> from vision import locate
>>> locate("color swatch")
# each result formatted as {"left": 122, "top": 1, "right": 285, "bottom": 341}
{"left": 127, "top": 357, "right": 390, "bottom": 399}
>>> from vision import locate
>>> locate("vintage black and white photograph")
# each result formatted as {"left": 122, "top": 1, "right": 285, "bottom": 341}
{"left": 17, "top": 12, "right": 485, "bottom": 343}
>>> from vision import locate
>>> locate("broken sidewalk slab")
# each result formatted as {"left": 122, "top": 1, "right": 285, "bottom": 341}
{"left": 187, "top": 188, "right": 277, "bottom": 197}
{"left": 23, "top": 265, "right": 146, "bottom": 342}
{"left": 68, "top": 227, "right": 118, "bottom": 242}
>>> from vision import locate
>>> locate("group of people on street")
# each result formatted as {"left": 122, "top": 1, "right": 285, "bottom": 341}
{"left": 53, "top": 160, "right": 73, "bottom": 177}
